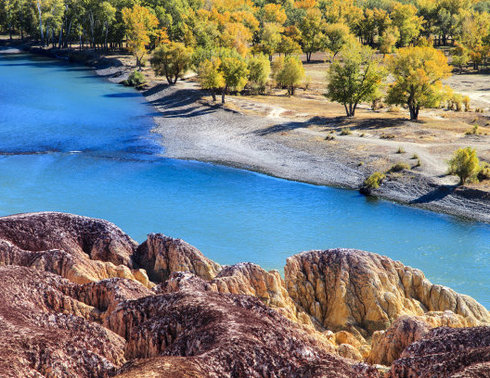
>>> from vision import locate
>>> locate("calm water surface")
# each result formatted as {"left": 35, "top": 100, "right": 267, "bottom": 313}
{"left": 1, "top": 51, "right": 489, "bottom": 307}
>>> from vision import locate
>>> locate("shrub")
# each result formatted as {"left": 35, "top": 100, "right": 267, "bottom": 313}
{"left": 339, "top": 128, "right": 352, "bottom": 135}
{"left": 478, "top": 162, "right": 490, "bottom": 182}
{"left": 396, "top": 146, "right": 405, "bottom": 154}
{"left": 360, "top": 172, "right": 386, "bottom": 194}
{"left": 463, "top": 96, "right": 471, "bottom": 112}
{"left": 411, "top": 153, "right": 419, "bottom": 159}
{"left": 122, "top": 70, "right": 146, "bottom": 88}
{"left": 465, "top": 123, "right": 479, "bottom": 136}
{"left": 447, "top": 147, "right": 480, "bottom": 185}
{"left": 388, "top": 162, "right": 411, "bottom": 173}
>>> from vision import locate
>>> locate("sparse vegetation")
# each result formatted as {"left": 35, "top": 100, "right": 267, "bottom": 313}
{"left": 465, "top": 124, "right": 480, "bottom": 136}
{"left": 339, "top": 128, "right": 352, "bottom": 136}
{"left": 411, "top": 153, "right": 419, "bottom": 160}
{"left": 122, "top": 70, "right": 146, "bottom": 88}
{"left": 396, "top": 146, "right": 405, "bottom": 154}
{"left": 388, "top": 162, "right": 411, "bottom": 173}
{"left": 361, "top": 172, "right": 386, "bottom": 194}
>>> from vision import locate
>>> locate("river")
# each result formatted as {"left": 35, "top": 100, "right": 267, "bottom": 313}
{"left": 0, "top": 50, "right": 488, "bottom": 307}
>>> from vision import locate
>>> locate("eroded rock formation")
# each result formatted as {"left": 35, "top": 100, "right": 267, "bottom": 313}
{"left": 0, "top": 212, "right": 488, "bottom": 377}
{"left": 368, "top": 310, "right": 479, "bottom": 365}
{"left": 388, "top": 326, "right": 490, "bottom": 377}
{"left": 0, "top": 266, "right": 126, "bottom": 377}
{"left": 135, "top": 233, "right": 222, "bottom": 282}
{"left": 0, "top": 212, "right": 151, "bottom": 286}
{"left": 285, "top": 249, "right": 489, "bottom": 336}
{"left": 106, "top": 273, "right": 377, "bottom": 377}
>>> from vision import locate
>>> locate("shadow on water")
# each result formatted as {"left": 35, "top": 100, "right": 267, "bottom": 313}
{"left": 104, "top": 92, "right": 141, "bottom": 98}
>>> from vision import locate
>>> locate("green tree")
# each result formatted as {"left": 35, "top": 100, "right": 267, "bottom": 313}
{"left": 247, "top": 54, "right": 270, "bottom": 93}
{"left": 150, "top": 41, "right": 193, "bottom": 84}
{"left": 326, "top": 43, "right": 386, "bottom": 117}
{"left": 386, "top": 46, "right": 452, "bottom": 120}
{"left": 220, "top": 56, "right": 249, "bottom": 103}
{"left": 323, "top": 23, "right": 354, "bottom": 60}
{"left": 379, "top": 26, "right": 399, "bottom": 55}
{"left": 448, "top": 147, "right": 480, "bottom": 185}
{"left": 274, "top": 55, "right": 305, "bottom": 96}
{"left": 198, "top": 57, "right": 225, "bottom": 102}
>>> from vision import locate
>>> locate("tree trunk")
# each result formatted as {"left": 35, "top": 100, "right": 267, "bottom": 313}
{"left": 211, "top": 90, "right": 216, "bottom": 102}
{"left": 222, "top": 86, "right": 227, "bottom": 104}
{"left": 36, "top": 0, "right": 45, "bottom": 45}
{"left": 306, "top": 52, "right": 311, "bottom": 62}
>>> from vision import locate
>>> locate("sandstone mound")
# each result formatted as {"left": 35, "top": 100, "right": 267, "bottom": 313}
{"left": 210, "top": 262, "right": 313, "bottom": 326}
{"left": 367, "top": 311, "right": 477, "bottom": 365}
{"left": 107, "top": 273, "right": 378, "bottom": 377}
{"left": 0, "top": 265, "right": 126, "bottom": 377}
{"left": 285, "top": 249, "right": 489, "bottom": 336}
{"left": 0, "top": 212, "right": 150, "bottom": 286}
{"left": 388, "top": 326, "right": 490, "bottom": 377}
{"left": 135, "top": 233, "right": 222, "bottom": 282}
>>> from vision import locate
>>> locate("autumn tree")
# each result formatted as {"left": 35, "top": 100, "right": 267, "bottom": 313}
{"left": 386, "top": 46, "right": 452, "bottom": 120}
{"left": 274, "top": 55, "right": 305, "bottom": 95}
{"left": 122, "top": 4, "right": 159, "bottom": 69}
{"left": 198, "top": 57, "right": 225, "bottom": 102}
{"left": 150, "top": 41, "right": 193, "bottom": 84}
{"left": 326, "top": 43, "right": 386, "bottom": 117}
{"left": 379, "top": 26, "right": 399, "bottom": 55}
{"left": 390, "top": 2, "right": 423, "bottom": 47}
{"left": 298, "top": 8, "right": 324, "bottom": 62}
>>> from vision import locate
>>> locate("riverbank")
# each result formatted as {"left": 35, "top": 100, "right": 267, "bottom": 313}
{"left": 2, "top": 39, "right": 489, "bottom": 222}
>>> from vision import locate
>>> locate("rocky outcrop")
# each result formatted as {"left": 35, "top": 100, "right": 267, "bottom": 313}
{"left": 135, "top": 233, "right": 222, "bottom": 282}
{"left": 106, "top": 273, "right": 378, "bottom": 377}
{"left": 368, "top": 311, "right": 479, "bottom": 365}
{"left": 0, "top": 265, "right": 126, "bottom": 377}
{"left": 388, "top": 326, "right": 490, "bottom": 377}
{"left": 285, "top": 249, "right": 489, "bottom": 336}
{"left": 0, "top": 212, "right": 151, "bottom": 287}
{"left": 209, "top": 262, "right": 314, "bottom": 327}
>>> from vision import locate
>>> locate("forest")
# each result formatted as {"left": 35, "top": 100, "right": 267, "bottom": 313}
{"left": 1, "top": 0, "right": 489, "bottom": 119}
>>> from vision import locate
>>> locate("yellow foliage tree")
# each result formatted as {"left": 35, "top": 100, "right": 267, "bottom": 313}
{"left": 386, "top": 46, "right": 452, "bottom": 120}
{"left": 122, "top": 5, "right": 159, "bottom": 69}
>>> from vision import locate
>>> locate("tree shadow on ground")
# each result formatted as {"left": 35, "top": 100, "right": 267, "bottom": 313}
{"left": 255, "top": 115, "right": 409, "bottom": 136}
{"left": 410, "top": 185, "right": 457, "bottom": 204}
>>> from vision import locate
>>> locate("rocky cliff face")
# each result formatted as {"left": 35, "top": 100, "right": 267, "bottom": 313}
{"left": 0, "top": 212, "right": 151, "bottom": 287}
{"left": 285, "top": 249, "right": 489, "bottom": 336}
{"left": 388, "top": 326, "right": 490, "bottom": 377}
{"left": 135, "top": 233, "right": 222, "bottom": 282}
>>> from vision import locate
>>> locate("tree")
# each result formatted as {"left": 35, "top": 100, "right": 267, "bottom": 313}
{"left": 390, "top": 2, "right": 423, "bottom": 47}
{"left": 298, "top": 8, "right": 324, "bottom": 62}
{"left": 451, "top": 42, "right": 470, "bottom": 73}
{"left": 220, "top": 56, "right": 249, "bottom": 103}
{"left": 150, "top": 41, "right": 193, "bottom": 84}
{"left": 274, "top": 55, "right": 305, "bottom": 95}
{"left": 386, "top": 46, "right": 452, "bottom": 120}
{"left": 448, "top": 147, "right": 480, "bottom": 185}
{"left": 198, "top": 57, "right": 225, "bottom": 102}
{"left": 247, "top": 54, "right": 270, "bottom": 93}
{"left": 122, "top": 4, "right": 159, "bottom": 69}
{"left": 323, "top": 23, "right": 353, "bottom": 60}
{"left": 379, "top": 26, "right": 399, "bottom": 56}
{"left": 326, "top": 43, "right": 386, "bottom": 117}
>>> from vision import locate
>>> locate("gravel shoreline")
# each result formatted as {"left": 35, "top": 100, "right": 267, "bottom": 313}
{"left": 3, "top": 42, "right": 489, "bottom": 223}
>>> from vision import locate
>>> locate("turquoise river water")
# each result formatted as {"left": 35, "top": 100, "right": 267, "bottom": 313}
{"left": 0, "top": 51, "right": 489, "bottom": 307}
